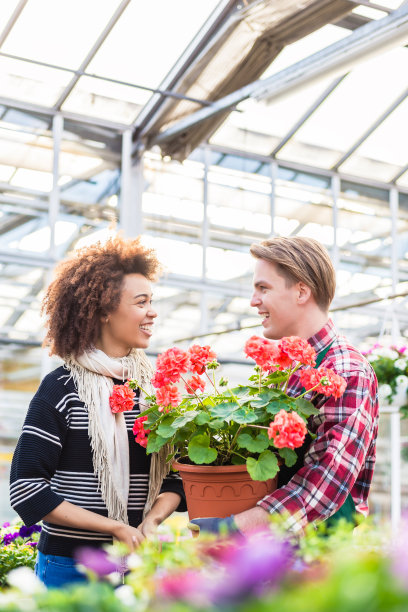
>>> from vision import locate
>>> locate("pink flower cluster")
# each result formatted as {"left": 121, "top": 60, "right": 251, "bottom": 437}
{"left": 300, "top": 367, "right": 347, "bottom": 399}
{"left": 244, "top": 335, "right": 316, "bottom": 371}
{"left": 109, "top": 382, "right": 136, "bottom": 413}
{"left": 151, "top": 345, "right": 216, "bottom": 412}
{"left": 267, "top": 409, "right": 307, "bottom": 449}
{"left": 132, "top": 416, "right": 150, "bottom": 448}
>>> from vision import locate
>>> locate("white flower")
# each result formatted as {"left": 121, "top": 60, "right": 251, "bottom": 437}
{"left": 395, "top": 359, "right": 407, "bottom": 371}
{"left": 7, "top": 567, "right": 45, "bottom": 594}
{"left": 377, "top": 348, "right": 400, "bottom": 360}
{"left": 396, "top": 375, "right": 408, "bottom": 389}
{"left": 126, "top": 552, "right": 143, "bottom": 570}
{"left": 378, "top": 384, "right": 392, "bottom": 400}
{"left": 115, "top": 585, "right": 137, "bottom": 607}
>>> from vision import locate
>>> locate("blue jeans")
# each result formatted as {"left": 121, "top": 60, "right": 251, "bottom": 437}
{"left": 35, "top": 551, "right": 87, "bottom": 588}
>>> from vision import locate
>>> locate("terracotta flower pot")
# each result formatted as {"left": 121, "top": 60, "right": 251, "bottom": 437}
{"left": 173, "top": 461, "right": 277, "bottom": 519}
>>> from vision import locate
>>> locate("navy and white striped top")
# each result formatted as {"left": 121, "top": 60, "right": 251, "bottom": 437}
{"left": 10, "top": 365, "right": 185, "bottom": 557}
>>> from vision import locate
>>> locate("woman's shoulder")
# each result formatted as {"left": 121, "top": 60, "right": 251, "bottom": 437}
{"left": 34, "top": 365, "right": 78, "bottom": 408}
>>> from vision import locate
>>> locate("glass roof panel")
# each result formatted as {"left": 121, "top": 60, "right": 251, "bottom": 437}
{"left": 340, "top": 96, "right": 408, "bottom": 180}
{"left": 262, "top": 24, "right": 349, "bottom": 78}
{"left": 278, "top": 47, "right": 408, "bottom": 166}
{"left": 0, "top": 56, "right": 72, "bottom": 106}
{"left": 1, "top": 0, "right": 122, "bottom": 70}
{"left": 87, "top": 0, "right": 220, "bottom": 88}
{"left": 62, "top": 76, "right": 148, "bottom": 124}
{"left": 211, "top": 77, "right": 334, "bottom": 156}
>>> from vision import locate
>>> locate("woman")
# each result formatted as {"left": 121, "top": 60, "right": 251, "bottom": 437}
{"left": 10, "top": 236, "right": 185, "bottom": 588}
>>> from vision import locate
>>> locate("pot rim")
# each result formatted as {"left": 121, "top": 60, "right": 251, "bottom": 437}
{"left": 173, "top": 460, "right": 249, "bottom": 473}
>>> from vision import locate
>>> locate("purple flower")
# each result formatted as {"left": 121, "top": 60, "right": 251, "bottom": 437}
{"left": 2, "top": 522, "right": 10, "bottom": 528}
{"left": 27, "top": 542, "right": 38, "bottom": 547}
{"left": 19, "top": 525, "right": 34, "bottom": 538}
{"left": 391, "top": 515, "right": 408, "bottom": 586}
{"left": 75, "top": 547, "right": 122, "bottom": 578}
{"left": 208, "top": 529, "right": 293, "bottom": 604}
{"left": 2, "top": 532, "right": 19, "bottom": 546}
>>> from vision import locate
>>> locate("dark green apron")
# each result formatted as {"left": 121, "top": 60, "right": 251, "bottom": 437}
{"left": 277, "top": 341, "right": 355, "bottom": 526}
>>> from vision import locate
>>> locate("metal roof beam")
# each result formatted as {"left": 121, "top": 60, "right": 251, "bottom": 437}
{"left": 151, "top": 4, "right": 408, "bottom": 147}
{"left": 0, "top": 0, "right": 28, "bottom": 47}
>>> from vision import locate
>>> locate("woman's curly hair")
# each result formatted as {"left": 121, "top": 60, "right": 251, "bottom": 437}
{"left": 42, "top": 236, "right": 161, "bottom": 359}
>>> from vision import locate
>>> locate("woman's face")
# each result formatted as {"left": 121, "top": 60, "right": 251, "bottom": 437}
{"left": 98, "top": 273, "right": 157, "bottom": 356}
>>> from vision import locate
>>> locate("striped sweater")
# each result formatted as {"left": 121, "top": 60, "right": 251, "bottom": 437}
{"left": 10, "top": 366, "right": 185, "bottom": 557}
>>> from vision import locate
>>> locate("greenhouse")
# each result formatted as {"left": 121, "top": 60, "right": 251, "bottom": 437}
{"left": 1, "top": 0, "right": 408, "bottom": 609}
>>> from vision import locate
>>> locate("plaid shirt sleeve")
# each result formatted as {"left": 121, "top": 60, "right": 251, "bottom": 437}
{"left": 257, "top": 363, "right": 378, "bottom": 532}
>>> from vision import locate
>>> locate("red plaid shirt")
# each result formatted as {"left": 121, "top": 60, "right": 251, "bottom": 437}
{"left": 257, "top": 319, "right": 379, "bottom": 532}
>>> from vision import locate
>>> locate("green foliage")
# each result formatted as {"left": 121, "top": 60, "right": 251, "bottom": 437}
{"left": 0, "top": 544, "right": 37, "bottom": 588}
{"left": 246, "top": 450, "right": 279, "bottom": 481}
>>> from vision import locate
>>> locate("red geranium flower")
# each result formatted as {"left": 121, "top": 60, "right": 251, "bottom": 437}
{"left": 187, "top": 345, "right": 217, "bottom": 375}
{"left": 299, "top": 367, "right": 347, "bottom": 399}
{"left": 156, "top": 384, "right": 182, "bottom": 410}
{"left": 185, "top": 374, "right": 206, "bottom": 394}
{"left": 153, "top": 348, "right": 190, "bottom": 387}
{"left": 244, "top": 336, "right": 280, "bottom": 370}
{"left": 133, "top": 415, "right": 150, "bottom": 448}
{"left": 267, "top": 410, "right": 307, "bottom": 449}
{"left": 278, "top": 337, "right": 316, "bottom": 367}
{"left": 109, "top": 382, "right": 136, "bottom": 414}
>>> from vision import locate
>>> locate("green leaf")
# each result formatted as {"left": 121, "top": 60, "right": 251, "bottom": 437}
{"left": 295, "top": 398, "right": 320, "bottom": 417}
{"left": 231, "top": 454, "right": 247, "bottom": 465}
{"left": 188, "top": 434, "right": 218, "bottom": 464}
{"left": 251, "top": 389, "right": 284, "bottom": 407}
{"left": 265, "top": 371, "right": 289, "bottom": 385}
{"left": 195, "top": 412, "right": 211, "bottom": 425}
{"left": 146, "top": 432, "right": 170, "bottom": 454}
{"left": 208, "top": 418, "right": 227, "bottom": 430}
{"left": 157, "top": 416, "right": 177, "bottom": 438}
{"left": 232, "top": 408, "right": 260, "bottom": 424}
{"left": 210, "top": 401, "right": 239, "bottom": 419}
{"left": 230, "top": 386, "right": 252, "bottom": 401}
{"left": 171, "top": 411, "right": 199, "bottom": 429}
{"left": 265, "top": 399, "right": 294, "bottom": 415}
{"left": 278, "top": 447, "right": 298, "bottom": 467}
{"left": 246, "top": 451, "right": 279, "bottom": 481}
{"left": 166, "top": 451, "right": 177, "bottom": 464}
{"left": 237, "top": 432, "right": 269, "bottom": 453}
{"left": 144, "top": 409, "right": 162, "bottom": 427}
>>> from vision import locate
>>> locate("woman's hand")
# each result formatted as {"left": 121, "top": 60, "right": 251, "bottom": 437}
{"left": 111, "top": 523, "right": 145, "bottom": 551}
{"left": 138, "top": 516, "right": 160, "bottom": 538}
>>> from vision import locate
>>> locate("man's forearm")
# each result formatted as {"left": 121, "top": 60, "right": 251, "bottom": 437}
{"left": 233, "top": 505, "right": 270, "bottom": 532}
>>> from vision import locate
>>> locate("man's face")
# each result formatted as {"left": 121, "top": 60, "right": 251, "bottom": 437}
{"left": 250, "top": 259, "right": 301, "bottom": 340}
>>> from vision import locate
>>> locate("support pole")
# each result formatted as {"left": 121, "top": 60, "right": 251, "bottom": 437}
{"left": 42, "top": 113, "right": 63, "bottom": 379}
{"left": 120, "top": 130, "right": 143, "bottom": 237}
{"left": 389, "top": 187, "right": 401, "bottom": 533}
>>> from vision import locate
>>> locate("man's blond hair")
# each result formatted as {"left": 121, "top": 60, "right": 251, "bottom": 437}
{"left": 250, "top": 236, "right": 336, "bottom": 311}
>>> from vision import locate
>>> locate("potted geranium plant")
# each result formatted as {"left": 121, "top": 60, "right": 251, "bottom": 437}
{"left": 365, "top": 343, "right": 408, "bottom": 412}
{"left": 110, "top": 336, "right": 346, "bottom": 519}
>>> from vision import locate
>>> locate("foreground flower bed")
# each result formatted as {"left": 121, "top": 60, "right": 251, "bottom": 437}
{"left": 1, "top": 515, "right": 408, "bottom": 611}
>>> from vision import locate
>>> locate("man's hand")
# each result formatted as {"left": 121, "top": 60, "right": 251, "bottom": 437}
{"left": 187, "top": 515, "right": 239, "bottom": 536}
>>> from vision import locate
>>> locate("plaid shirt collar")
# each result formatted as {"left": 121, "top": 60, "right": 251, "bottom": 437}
{"left": 307, "top": 318, "right": 337, "bottom": 354}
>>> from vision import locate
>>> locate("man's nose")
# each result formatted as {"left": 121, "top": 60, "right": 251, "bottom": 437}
{"left": 250, "top": 293, "right": 260, "bottom": 307}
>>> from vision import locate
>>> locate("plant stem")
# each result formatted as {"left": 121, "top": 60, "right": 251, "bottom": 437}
{"left": 179, "top": 375, "right": 208, "bottom": 408}
{"left": 225, "top": 425, "right": 243, "bottom": 462}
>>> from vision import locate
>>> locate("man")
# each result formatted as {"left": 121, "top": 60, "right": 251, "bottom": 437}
{"left": 190, "top": 236, "right": 378, "bottom": 533}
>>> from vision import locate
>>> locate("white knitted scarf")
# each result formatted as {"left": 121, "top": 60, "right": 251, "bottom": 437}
{"left": 65, "top": 348, "right": 170, "bottom": 524}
